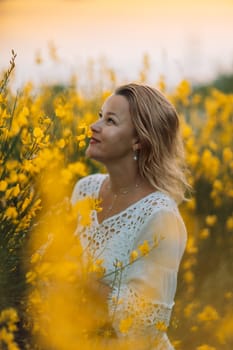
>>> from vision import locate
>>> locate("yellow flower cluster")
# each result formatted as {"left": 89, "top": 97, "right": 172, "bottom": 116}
{"left": 119, "top": 317, "right": 133, "bottom": 334}
{"left": 197, "top": 305, "right": 219, "bottom": 323}
{"left": 1, "top": 53, "right": 232, "bottom": 350}
{"left": 0, "top": 308, "right": 19, "bottom": 350}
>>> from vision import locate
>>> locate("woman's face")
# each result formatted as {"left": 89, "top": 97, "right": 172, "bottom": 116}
{"left": 86, "top": 94, "right": 138, "bottom": 165}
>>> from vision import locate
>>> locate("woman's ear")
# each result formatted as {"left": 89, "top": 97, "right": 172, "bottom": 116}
{"left": 132, "top": 142, "right": 141, "bottom": 151}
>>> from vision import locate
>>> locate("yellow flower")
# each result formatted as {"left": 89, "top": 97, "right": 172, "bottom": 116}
{"left": 188, "top": 154, "right": 199, "bottom": 167}
{"left": 157, "top": 75, "right": 166, "bottom": 93}
{"left": 79, "top": 140, "right": 86, "bottom": 148}
{"left": 57, "top": 139, "right": 66, "bottom": 148}
{"left": 129, "top": 250, "right": 138, "bottom": 263}
{"left": 186, "top": 198, "right": 196, "bottom": 210}
{"left": 138, "top": 240, "right": 150, "bottom": 256}
{"left": 213, "top": 180, "right": 223, "bottom": 191}
{"left": 101, "top": 91, "right": 112, "bottom": 102}
{"left": 11, "top": 184, "right": 20, "bottom": 197}
{"left": 199, "top": 228, "right": 210, "bottom": 239}
{"left": 8, "top": 171, "right": 18, "bottom": 184}
{"left": 33, "top": 127, "right": 44, "bottom": 139}
{"left": 69, "top": 161, "right": 87, "bottom": 177}
{"left": 0, "top": 327, "right": 14, "bottom": 343}
{"left": 201, "top": 150, "right": 220, "bottom": 180}
{"left": 153, "top": 235, "right": 160, "bottom": 247}
{"left": 21, "top": 195, "right": 33, "bottom": 212}
{"left": 196, "top": 345, "right": 216, "bottom": 350}
{"left": 5, "top": 207, "right": 18, "bottom": 219}
{"left": 7, "top": 323, "right": 18, "bottom": 333}
{"left": 92, "top": 264, "right": 105, "bottom": 276}
{"left": 26, "top": 271, "right": 37, "bottom": 284}
{"left": 53, "top": 261, "right": 79, "bottom": 282}
{"left": 224, "top": 291, "right": 233, "bottom": 301}
{"left": 102, "top": 328, "right": 115, "bottom": 338}
{"left": 6, "top": 160, "right": 19, "bottom": 171}
{"left": 17, "top": 106, "right": 29, "bottom": 127}
{"left": 209, "top": 141, "right": 217, "bottom": 151}
{"left": 226, "top": 216, "right": 233, "bottom": 231}
{"left": 76, "top": 134, "right": 85, "bottom": 141}
{"left": 30, "top": 252, "right": 41, "bottom": 264}
{"left": 0, "top": 308, "right": 19, "bottom": 324}
{"left": 175, "top": 80, "right": 192, "bottom": 105}
{"left": 192, "top": 94, "right": 201, "bottom": 105}
{"left": 184, "top": 302, "right": 198, "bottom": 318}
{"left": 87, "top": 128, "right": 92, "bottom": 138}
{"left": 61, "top": 168, "right": 73, "bottom": 185}
{"left": 183, "top": 270, "right": 194, "bottom": 284}
{"left": 95, "top": 258, "right": 104, "bottom": 265}
{"left": 119, "top": 317, "right": 133, "bottom": 334}
{"left": 55, "top": 105, "right": 66, "bottom": 119}
{"left": 155, "top": 321, "right": 167, "bottom": 332}
{"left": 182, "top": 124, "right": 193, "bottom": 139}
{"left": 205, "top": 215, "right": 217, "bottom": 226}
{"left": 63, "top": 128, "right": 72, "bottom": 137}
{"left": 18, "top": 173, "right": 27, "bottom": 184}
{"left": 92, "top": 259, "right": 105, "bottom": 276}
{"left": 186, "top": 236, "right": 198, "bottom": 254}
{"left": 197, "top": 305, "right": 219, "bottom": 322}
{"left": 77, "top": 122, "right": 86, "bottom": 131}
{"left": 93, "top": 198, "right": 102, "bottom": 212}
{"left": 223, "top": 147, "right": 232, "bottom": 163}
{"left": 115, "top": 260, "right": 123, "bottom": 269}
{"left": 73, "top": 197, "right": 96, "bottom": 226}
{"left": 0, "top": 180, "right": 7, "bottom": 191}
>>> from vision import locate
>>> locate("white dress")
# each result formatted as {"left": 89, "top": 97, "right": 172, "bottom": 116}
{"left": 71, "top": 174, "right": 187, "bottom": 349}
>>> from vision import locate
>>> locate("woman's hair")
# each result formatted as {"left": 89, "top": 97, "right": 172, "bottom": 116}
{"left": 115, "top": 83, "right": 190, "bottom": 203}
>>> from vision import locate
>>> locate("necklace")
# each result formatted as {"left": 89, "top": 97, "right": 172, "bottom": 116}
{"left": 101, "top": 177, "right": 141, "bottom": 219}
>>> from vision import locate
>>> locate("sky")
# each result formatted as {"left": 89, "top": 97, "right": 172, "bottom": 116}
{"left": 1, "top": 0, "right": 233, "bottom": 89}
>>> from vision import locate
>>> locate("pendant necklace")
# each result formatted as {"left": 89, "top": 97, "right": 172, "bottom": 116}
{"left": 102, "top": 177, "right": 140, "bottom": 220}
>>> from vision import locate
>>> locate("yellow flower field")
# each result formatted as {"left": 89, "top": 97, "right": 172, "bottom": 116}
{"left": 0, "top": 52, "right": 232, "bottom": 349}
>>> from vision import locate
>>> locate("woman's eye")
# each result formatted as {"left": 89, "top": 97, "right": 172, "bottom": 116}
{"left": 98, "top": 112, "right": 115, "bottom": 124}
{"left": 107, "top": 117, "right": 115, "bottom": 124}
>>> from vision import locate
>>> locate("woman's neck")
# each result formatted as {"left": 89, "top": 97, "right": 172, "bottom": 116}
{"left": 105, "top": 162, "right": 140, "bottom": 194}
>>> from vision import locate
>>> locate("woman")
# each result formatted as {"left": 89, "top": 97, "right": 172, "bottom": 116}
{"left": 71, "top": 83, "right": 189, "bottom": 349}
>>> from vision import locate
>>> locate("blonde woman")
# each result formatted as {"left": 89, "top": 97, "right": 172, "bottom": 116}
{"left": 71, "top": 83, "right": 189, "bottom": 349}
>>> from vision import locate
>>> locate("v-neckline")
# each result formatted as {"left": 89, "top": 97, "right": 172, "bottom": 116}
{"left": 94, "top": 174, "right": 161, "bottom": 226}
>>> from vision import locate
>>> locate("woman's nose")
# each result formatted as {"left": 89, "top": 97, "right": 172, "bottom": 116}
{"left": 90, "top": 119, "right": 102, "bottom": 132}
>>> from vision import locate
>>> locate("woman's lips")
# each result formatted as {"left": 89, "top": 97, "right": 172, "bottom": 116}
{"left": 90, "top": 137, "right": 100, "bottom": 144}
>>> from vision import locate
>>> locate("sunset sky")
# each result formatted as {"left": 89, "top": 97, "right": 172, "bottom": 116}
{"left": 1, "top": 0, "right": 233, "bottom": 88}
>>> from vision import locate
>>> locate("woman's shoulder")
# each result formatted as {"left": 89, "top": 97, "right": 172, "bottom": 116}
{"left": 124, "top": 191, "right": 182, "bottom": 232}
{"left": 71, "top": 173, "right": 106, "bottom": 205}
{"left": 75, "top": 173, "right": 106, "bottom": 189}
{"left": 140, "top": 190, "right": 178, "bottom": 215}
{"left": 137, "top": 190, "right": 185, "bottom": 229}
{"left": 136, "top": 192, "right": 187, "bottom": 246}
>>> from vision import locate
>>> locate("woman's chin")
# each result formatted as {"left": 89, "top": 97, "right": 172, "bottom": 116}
{"left": 85, "top": 149, "right": 99, "bottom": 161}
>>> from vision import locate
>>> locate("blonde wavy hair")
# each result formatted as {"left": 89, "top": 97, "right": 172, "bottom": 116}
{"left": 115, "top": 83, "right": 190, "bottom": 203}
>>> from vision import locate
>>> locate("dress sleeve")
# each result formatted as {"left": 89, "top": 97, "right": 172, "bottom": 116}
{"left": 108, "top": 209, "right": 187, "bottom": 340}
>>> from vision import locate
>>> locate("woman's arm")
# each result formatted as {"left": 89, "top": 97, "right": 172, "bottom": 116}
{"left": 108, "top": 209, "right": 187, "bottom": 336}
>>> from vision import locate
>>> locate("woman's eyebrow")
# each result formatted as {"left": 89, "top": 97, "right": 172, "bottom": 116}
{"left": 100, "top": 110, "right": 119, "bottom": 119}
{"left": 106, "top": 111, "right": 119, "bottom": 118}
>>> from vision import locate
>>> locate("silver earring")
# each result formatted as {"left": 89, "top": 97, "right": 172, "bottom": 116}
{"left": 133, "top": 151, "right": 138, "bottom": 161}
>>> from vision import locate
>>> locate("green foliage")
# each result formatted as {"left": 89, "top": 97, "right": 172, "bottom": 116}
{"left": 194, "top": 72, "right": 233, "bottom": 95}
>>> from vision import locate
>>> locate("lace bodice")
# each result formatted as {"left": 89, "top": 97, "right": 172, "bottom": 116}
{"left": 71, "top": 174, "right": 187, "bottom": 349}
